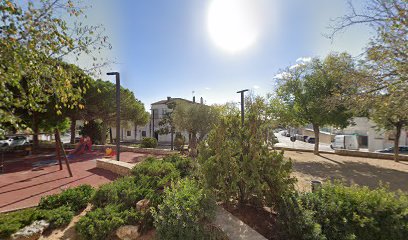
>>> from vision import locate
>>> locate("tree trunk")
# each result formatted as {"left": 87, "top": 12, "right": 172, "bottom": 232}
{"left": 32, "top": 112, "right": 39, "bottom": 151}
{"left": 312, "top": 124, "right": 320, "bottom": 155}
{"left": 189, "top": 131, "right": 198, "bottom": 157}
{"left": 394, "top": 123, "right": 402, "bottom": 162}
{"left": 170, "top": 129, "right": 174, "bottom": 150}
{"left": 70, "top": 118, "right": 76, "bottom": 144}
{"left": 109, "top": 128, "right": 113, "bottom": 143}
{"left": 55, "top": 129, "right": 73, "bottom": 177}
{"left": 54, "top": 130, "right": 63, "bottom": 170}
{"left": 101, "top": 122, "right": 108, "bottom": 145}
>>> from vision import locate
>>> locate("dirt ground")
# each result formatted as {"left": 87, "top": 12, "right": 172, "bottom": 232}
{"left": 285, "top": 151, "right": 408, "bottom": 192}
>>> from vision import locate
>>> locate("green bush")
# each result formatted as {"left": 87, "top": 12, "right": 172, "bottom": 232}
{"left": 162, "top": 154, "right": 193, "bottom": 177}
{"left": 276, "top": 194, "right": 326, "bottom": 240}
{"left": 79, "top": 120, "right": 103, "bottom": 144}
{"left": 76, "top": 204, "right": 141, "bottom": 240}
{"left": 91, "top": 176, "right": 150, "bottom": 208}
{"left": 38, "top": 184, "right": 94, "bottom": 213}
{"left": 0, "top": 208, "right": 40, "bottom": 238}
{"left": 0, "top": 207, "right": 74, "bottom": 238}
{"left": 131, "top": 157, "right": 180, "bottom": 193}
{"left": 301, "top": 183, "right": 408, "bottom": 240}
{"left": 174, "top": 132, "right": 185, "bottom": 151}
{"left": 141, "top": 137, "right": 158, "bottom": 148}
{"left": 152, "top": 178, "right": 216, "bottom": 240}
{"left": 39, "top": 206, "right": 74, "bottom": 229}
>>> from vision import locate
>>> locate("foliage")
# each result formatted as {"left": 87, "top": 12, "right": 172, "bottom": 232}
{"left": 303, "top": 183, "right": 408, "bottom": 240}
{"left": 162, "top": 154, "right": 194, "bottom": 178}
{"left": 272, "top": 53, "right": 356, "bottom": 154}
{"left": 173, "top": 102, "right": 219, "bottom": 156}
{"left": 279, "top": 183, "right": 408, "bottom": 240}
{"left": 131, "top": 158, "right": 180, "bottom": 197}
{"left": 199, "top": 97, "right": 296, "bottom": 206}
{"left": 76, "top": 204, "right": 141, "bottom": 240}
{"left": 84, "top": 79, "right": 149, "bottom": 144}
{"left": 174, "top": 132, "right": 186, "bottom": 151}
{"left": 329, "top": 0, "right": 408, "bottom": 161}
{"left": 38, "top": 184, "right": 94, "bottom": 213}
{"left": 152, "top": 178, "right": 216, "bottom": 240}
{"left": 141, "top": 137, "right": 158, "bottom": 148}
{"left": 276, "top": 194, "right": 326, "bottom": 240}
{"left": 0, "top": 0, "right": 110, "bottom": 130}
{"left": 0, "top": 206, "right": 74, "bottom": 238}
{"left": 91, "top": 176, "right": 149, "bottom": 209}
{"left": 39, "top": 206, "right": 74, "bottom": 229}
{"left": 79, "top": 120, "right": 103, "bottom": 145}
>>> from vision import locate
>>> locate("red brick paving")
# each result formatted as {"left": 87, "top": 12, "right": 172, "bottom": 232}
{"left": 0, "top": 150, "right": 152, "bottom": 213}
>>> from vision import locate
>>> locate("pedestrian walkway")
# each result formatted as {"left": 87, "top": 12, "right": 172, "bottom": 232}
{"left": 213, "top": 207, "right": 267, "bottom": 240}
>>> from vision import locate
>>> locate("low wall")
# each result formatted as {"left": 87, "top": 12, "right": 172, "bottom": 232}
{"left": 62, "top": 143, "right": 177, "bottom": 156}
{"left": 335, "top": 149, "right": 408, "bottom": 161}
{"left": 96, "top": 158, "right": 134, "bottom": 176}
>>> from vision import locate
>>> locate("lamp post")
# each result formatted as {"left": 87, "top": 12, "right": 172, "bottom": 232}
{"left": 107, "top": 72, "right": 120, "bottom": 161}
{"left": 237, "top": 89, "right": 249, "bottom": 126}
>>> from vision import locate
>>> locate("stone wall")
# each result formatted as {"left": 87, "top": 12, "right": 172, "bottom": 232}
{"left": 335, "top": 149, "right": 408, "bottom": 161}
{"left": 96, "top": 158, "right": 134, "bottom": 176}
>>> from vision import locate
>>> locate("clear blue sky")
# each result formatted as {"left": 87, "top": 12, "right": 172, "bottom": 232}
{"left": 85, "top": 0, "right": 373, "bottom": 109}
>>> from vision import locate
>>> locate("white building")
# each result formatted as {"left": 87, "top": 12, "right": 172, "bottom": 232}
{"left": 339, "top": 117, "right": 407, "bottom": 152}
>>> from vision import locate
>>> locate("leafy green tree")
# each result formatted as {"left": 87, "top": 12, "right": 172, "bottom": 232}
{"left": 273, "top": 53, "right": 356, "bottom": 154}
{"left": 199, "top": 96, "right": 296, "bottom": 206}
{"left": 172, "top": 102, "right": 218, "bottom": 156}
{"left": 0, "top": 0, "right": 111, "bottom": 131}
{"left": 330, "top": 0, "right": 408, "bottom": 160}
{"left": 84, "top": 80, "right": 149, "bottom": 144}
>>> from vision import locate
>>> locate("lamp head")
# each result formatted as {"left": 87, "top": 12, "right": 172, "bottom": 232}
{"left": 107, "top": 72, "right": 119, "bottom": 76}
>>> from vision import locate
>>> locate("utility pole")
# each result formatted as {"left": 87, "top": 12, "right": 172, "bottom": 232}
{"left": 237, "top": 89, "right": 249, "bottom": 126}
{"left": 107, "top": 72, "right": 120, "bottom": 161}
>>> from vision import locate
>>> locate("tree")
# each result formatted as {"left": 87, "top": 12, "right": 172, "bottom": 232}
{"left": 370, "top": 89, "right": 408, "bottom": 161}
{"left": 273, "top": 53, "right": 356, "bottom": 154}
{"left": 0, "top": 0, "right": 111, "bottom": 132}
{"left": 330, "top": 0, "right": 408, "bottom": 160}
{"left": 83, "top": 80, "right": 149, "bottom": 144}
{"left": 198, "top": 96, "right": 296, "bottom": 206}
{"left": 172, "top": 102, "right": 218, "bottom": 156}
{"left": 157, "top": 101, "right": 177, "bottom": 150}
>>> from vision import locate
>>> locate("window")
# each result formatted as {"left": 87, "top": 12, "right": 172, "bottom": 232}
{"left": 127, "top": 130, "right": 131, "bottom": 137}
{"left": 142, "top": 131, "right": 146, "bottom": 137}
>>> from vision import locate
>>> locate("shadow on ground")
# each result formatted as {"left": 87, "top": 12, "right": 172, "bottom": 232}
{"left": 293, "top": 157, "right": 408, "bottom": 192}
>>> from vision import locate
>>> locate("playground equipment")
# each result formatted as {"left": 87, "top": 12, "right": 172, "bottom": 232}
{"left": 105, "top": 147, "right": 116, "bottom": 157}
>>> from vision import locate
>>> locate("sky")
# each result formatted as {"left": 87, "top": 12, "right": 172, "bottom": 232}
{"left": 82, "top": 0, "right": 374, "bottom": 109}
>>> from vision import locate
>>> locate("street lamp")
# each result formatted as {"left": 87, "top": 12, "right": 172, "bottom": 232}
{"left": 237, "top": 89, "right": 249, "bottom": 126}
{"left": 107, "top": 72, "right": 120, "bottom": 161}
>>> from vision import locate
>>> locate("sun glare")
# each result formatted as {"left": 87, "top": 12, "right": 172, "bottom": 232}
{"left": 207, "top": 0, "right": 262, "bottom": 54}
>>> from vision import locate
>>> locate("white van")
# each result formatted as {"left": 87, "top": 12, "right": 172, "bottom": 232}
{"left": 331, "top": 135, "right": 359, "bottom": 150}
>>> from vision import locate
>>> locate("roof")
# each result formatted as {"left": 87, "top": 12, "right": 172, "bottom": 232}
{"left": 151, "top": 98, "right": 194, "bottom": 106}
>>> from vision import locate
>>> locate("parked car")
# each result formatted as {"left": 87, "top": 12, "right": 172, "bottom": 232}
{"left": 306, "top": 137, "right": 315, "bottom": 144}
{"left": 294, "top": 134, "right": 304, "bottom": 141}
{"left": 280, "top": 130, "right": 287, "bottom": 136}
{"left": 375, "top": 146, "right": 408, "bottom": 155}
{"left": 0, "top": 136, "right": 29, "bottom": 147}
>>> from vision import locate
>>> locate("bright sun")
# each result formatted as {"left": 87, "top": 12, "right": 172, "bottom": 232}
{"left": 207, "top": 0, "right": 261, "bottom": 53}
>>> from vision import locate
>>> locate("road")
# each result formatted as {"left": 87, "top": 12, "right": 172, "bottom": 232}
{"left": 274, "top": 132, "right": 334, "bottom": 152}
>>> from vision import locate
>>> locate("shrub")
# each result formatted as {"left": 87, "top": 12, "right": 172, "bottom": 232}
{"left": 174, "top": 132, "right": 185, "bottom": 151}
{"left": 300, "top": 183, "right": 408, "bottom": 240}
{"left": 0, "top": 207, "right": 74, "bottom": 238}
{"left": 38, "top": 184, "right": 94, "bottom": 213}
{"left": 131, "top": 157, "right": 180, "bottom": 194}
{"left": 276, "top": 194, "right": 326, "bottom": 240}
{"left": 39, "top": 206, "right": 74, "bottom": 229}
{"left": 152, "top": 178, "right": 216, "bottom": 240}
{"left": 76, "top": 204, "right": 141, "bottom": 240}
{"left": 141, "top": 137, "right": 158, "bottom": 148}
{"left": 91, "top": 176, "right": 150, "bottom": 208}
{"left": 79, "top": 120, "right": 103, "bottom": 144}
{"left": 0, "top": 208, "right": 39, "bottom": 238}
{"left": 162, "top": 154, "right": 193, "bottom": 177}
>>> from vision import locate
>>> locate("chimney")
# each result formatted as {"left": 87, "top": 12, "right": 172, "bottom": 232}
{"left": 193, "top": 96, "right": 195, "bottom": 103}
{"left": 200, "top": 97, "right": 203, "bottom": 104}
{"left": 167, "top": 96, "right": 171, "bottom": 101}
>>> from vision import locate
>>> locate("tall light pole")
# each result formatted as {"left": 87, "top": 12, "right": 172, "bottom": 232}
{"left": 237, "top": 89, "right": 249, "bottom": 126}
{"left": 107, "top": 72, "right": 120, "bottom": 161}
